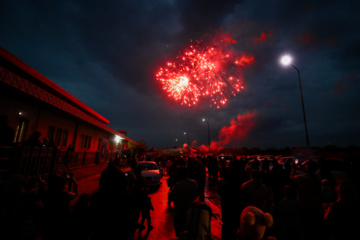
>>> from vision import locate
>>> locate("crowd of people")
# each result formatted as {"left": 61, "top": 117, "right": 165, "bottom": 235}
{"left": 165, "top": 155, "right": 360, "bottom": 240}
{"left": 1, "top": 148, "right": 360, "bottom": 240}
{"left": 0, "top": 157, "right": 156, "bottom": 240}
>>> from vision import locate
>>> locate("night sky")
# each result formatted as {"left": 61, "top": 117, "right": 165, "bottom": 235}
{"left": 1, "top": 0, "right": 359, "bottom": 150}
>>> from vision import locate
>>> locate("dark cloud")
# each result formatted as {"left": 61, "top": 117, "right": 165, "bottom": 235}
{"left": 176, "top": 0, "right": 243, "bottom": 37}
{"left": 333, "top": 73, "right": 360, "bottom": 96}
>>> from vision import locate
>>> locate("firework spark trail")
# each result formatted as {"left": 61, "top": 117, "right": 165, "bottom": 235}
{"left": 156, "top": 33, "right": 254, "bottom": 108}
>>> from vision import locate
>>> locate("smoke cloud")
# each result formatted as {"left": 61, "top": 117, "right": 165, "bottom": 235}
{"left": 199, "top": 111, "right": 257, "bottom": 153}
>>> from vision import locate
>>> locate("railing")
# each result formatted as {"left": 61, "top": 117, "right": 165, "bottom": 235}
{"left": 0, "top": 146, "right": 14, "bottom": 183}
{"left": 0, "top": 144, "right": 117, "bottom": 183}
{"left": 59, "top": 150, "right": 115, "bottom": 169}
{"left": 18, "top": 146, "right": 54, "bottom": 182}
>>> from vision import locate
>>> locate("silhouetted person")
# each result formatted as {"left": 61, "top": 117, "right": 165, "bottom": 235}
{"left": 24, "top": 131, "right": 42, "bottom": 147}
{"left": 262, "top": 158, "right": 270, "bottom": 173}
{"left": 218, "top": 166, "right": 242, "bottom": 240}
{"left": 165, "top": 158, "right": 173, "bottom": 175}
{"left": 276, "top": 185, "right": 305, "bottom": 240}
{"left": 41, "top": 174, "right": 78, "bottom": 240}
{"left": 0, "top": 173, "right": 45, "bottom": 240}
{"left": 218, "top": 156, "right": 227, "bottom": 178}
{"left": 69, "top": 193, "right": 91, "bottom": 240}
{"left": 182, "top": 199, "right": 213, "bottom": 240}
{"left": 251, "top": 158, "right": 260, "bottom": 170}
{"left": 90, "top": 159, "right": 135, "bottom": 240}
{"left": 133, "top": 164, "right": 147, "bottom": 229}
{"left": 290, "top": 160, "right": 324, "bottom": 240}
{"left": 139, "top": 192, "right": 154, "bottom": 231}
{"left": 134, "top": 164, "right": 146, "bottom": 192}
{"left": 0, "top": 114, "right": 14, "bottom": 146}
{"left": 269, "top": 159, "right": 288, "bottom": 209}
{"left": 168, "top": 166, "right": 199, "bottom": 237}
{"left": 207, "top": 155, "right": 219, "bottom": 183}
{"left": 323, "top": 178, "right": 360, "bottom": 240}
{"left": 244, "top": 165, "right": 252, "bottom": 182}
{"left": 241, "top": 169, "right": 272, "bottom": 213}
{"left": 0, "top": 174, "right": 27, "bottom": 239}
{"left": 167, "top": 158, "right": 186, "bottom": 190}
{"left": 187, "top": 157, "right": 206, "bottom": 200}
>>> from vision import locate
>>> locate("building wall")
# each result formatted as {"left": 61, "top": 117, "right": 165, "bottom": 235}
{"left": 75, "top": 123, "right": 111, "bottom": 152}
{"left": 0, "top": 85, "right": 117, "bottom": 153}
{"left": 1, "top": 48, "right": 132, "bottom": 180}
{"left": 0, "top": 90, "right": 39, "bottom": 141}
{"left": 36, "top": 109, "right": 76, "bottom": 149}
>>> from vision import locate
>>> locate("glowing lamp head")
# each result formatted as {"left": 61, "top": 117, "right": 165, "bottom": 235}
{"left": 280, "top": 55, "right": 293, "bottom": 66}
{"left": 202, "top": 118, "right": 206, "bottom": 122}
{"left": 115, "top": 135, "right": 121, "bottom": 143}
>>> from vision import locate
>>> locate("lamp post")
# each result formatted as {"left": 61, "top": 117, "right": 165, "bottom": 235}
{"left": 280, "top": 55, "right": 310, "bottom": 147}
{"left": 202, "top": 118, "right": 211, "bottom": 154}
{"left": 184, "top": 132, "right": 189, "bottom": 145}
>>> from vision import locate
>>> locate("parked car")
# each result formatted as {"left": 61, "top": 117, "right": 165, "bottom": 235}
{"left": 278, "top": 156, "right": 293, "bottom": 167}
{"left": 136, "top": 161, "right": 162, "bottom": 187}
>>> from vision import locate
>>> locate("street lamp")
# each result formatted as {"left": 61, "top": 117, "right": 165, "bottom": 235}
{"left": 114, "top": 135, "right": 123, "bottom": 158}
{"left": 202, "top": 118, "right": 211, "bottom": 154}
{"left": 280, "top": 55, "right": 310, "bottom": 147}
{"left": 184, "top": 132, "right": 189, "bottom": 145}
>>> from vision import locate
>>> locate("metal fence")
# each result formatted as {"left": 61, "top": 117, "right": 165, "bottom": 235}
{"left": 18, "top": 146, "right": 54, "bottom": 181}
{"left": 0, "top": 145, "right": 117, "bottom": 182}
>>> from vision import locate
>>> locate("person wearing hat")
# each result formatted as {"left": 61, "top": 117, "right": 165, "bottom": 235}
{"left": 239, "top": 206, "right": 273, "bottom": 240}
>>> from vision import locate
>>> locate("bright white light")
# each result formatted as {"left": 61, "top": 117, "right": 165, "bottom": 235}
{"left": 280, "top": 55, "right": 293, "bottom": 66}
{"left": 114, "top": 135, "right": 121, "bottom": 143}
{"left": 202, "top": 118, "right": 206, "bottom": 122}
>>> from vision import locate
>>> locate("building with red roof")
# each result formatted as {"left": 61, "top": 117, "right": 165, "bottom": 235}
{"left": 0, "top": 47, "right": 135, "bottom": 181}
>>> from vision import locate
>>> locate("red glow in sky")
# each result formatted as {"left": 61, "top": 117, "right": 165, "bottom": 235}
{"left": 253, "top": 30, "right": 273, "bottom": 44}
{"left": 156, "top": 32, "right": 254, "bottom": 108}
{"left": 203, "top": 111, "right": 257, "bottom": 153}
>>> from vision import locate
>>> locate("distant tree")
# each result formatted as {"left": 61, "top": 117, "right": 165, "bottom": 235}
{"left": 128, "top": 140, "right": 148, "bottom": 159}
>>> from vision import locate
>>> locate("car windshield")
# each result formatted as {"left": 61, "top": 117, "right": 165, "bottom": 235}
{"left": 138, "top": 163, "right": 158, "bottom": 170}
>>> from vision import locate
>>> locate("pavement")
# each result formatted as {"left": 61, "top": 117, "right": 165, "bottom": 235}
{"left": 70, "top": 168, "right": 223, "bottom": 240}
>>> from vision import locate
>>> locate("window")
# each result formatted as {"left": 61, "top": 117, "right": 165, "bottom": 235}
{"left": 48, "top": 126, "right": 68, "bottom": 148}
{"left": 86, "top": 136, "right": 91, "bottom": 148}
{"left": 55, "top": 128, "right": 62, "bottom": 147}
{"left": 97, "top": 138, "right": 102, "bottom": 150}
{"left": 14, "top": 119, "right": 28, "bottom": 143}
{"left": 80, "top": 135, "right": 85, "bottom": 148}
{"left": 80, "top": 134, "right": 91, "bottom": 149}
{"left": 61, "top": 130, "right": 68, "bottom": 147}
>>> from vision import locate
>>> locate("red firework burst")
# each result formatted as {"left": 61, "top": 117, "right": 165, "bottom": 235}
{"left": 156, "top": 33, "right": 254, "bottom": 108}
